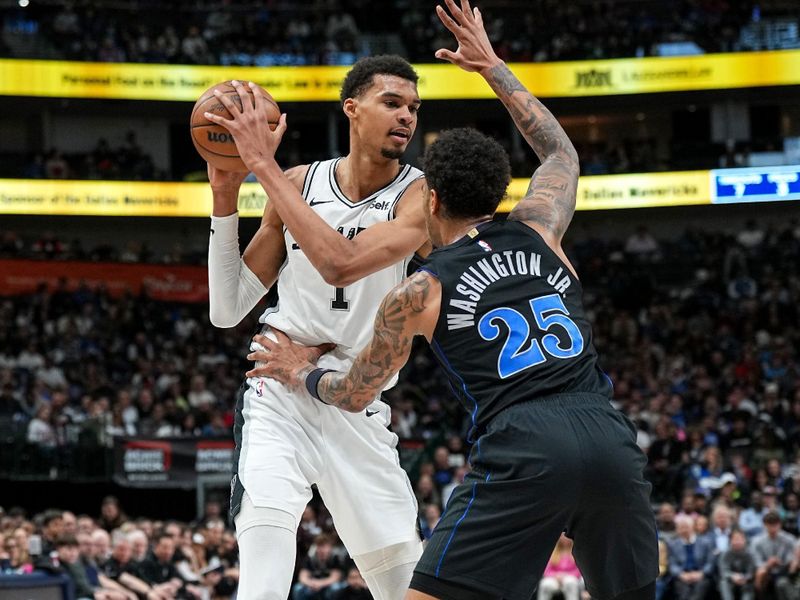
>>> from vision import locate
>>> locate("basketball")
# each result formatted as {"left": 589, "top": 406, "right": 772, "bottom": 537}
{"left": 190, "top": 81, "right": 280, "bottom": 172}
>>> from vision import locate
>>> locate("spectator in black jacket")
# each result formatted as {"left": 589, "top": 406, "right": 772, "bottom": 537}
{"left": 138, "top": 532, "right": 184, "bottom": 598}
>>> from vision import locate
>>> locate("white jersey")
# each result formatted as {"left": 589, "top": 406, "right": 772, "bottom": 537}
{"left": 260, "top": 158, "right": 423, "bottom": 377}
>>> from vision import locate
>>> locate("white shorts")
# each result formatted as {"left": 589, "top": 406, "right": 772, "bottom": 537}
{"left": 232, "top": 367, "right": 419, "bottom": 556}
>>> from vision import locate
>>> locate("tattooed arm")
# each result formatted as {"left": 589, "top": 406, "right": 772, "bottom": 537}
{"left": 434, "top": 0, "right": 579, "bottom": 241}
{"left": 246, "top": 271, "right": 441, "bottom": 412}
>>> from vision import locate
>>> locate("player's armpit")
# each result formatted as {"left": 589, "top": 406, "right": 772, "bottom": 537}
{"left": 330, "top": 178, "right": 429, "bottom": 287}
{"left": 315, "top": 270, "right": 440, "bottom": 411}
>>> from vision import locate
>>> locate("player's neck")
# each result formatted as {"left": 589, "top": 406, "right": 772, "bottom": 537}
{"left": 337, "top": 153, "right": 401, "bottom": 202}
{"left": 441, "top": 215, "right": 494, "bottom": 246}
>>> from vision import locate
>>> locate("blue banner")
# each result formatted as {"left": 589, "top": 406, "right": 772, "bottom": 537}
{"left": 711, "top": 165, "right": 800, "bottom": 204}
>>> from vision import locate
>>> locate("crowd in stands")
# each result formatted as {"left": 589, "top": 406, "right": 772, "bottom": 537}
{"left": 19, "top": 133, "right": 164, "bottom": 182}
{"left": 0, "top": 230, "right": 201, "bottom": 265}
{"left": 0, "top": 495, "right": 376, "bottom": 599}
{"left": 1, "top": 1, "right": 797, "bottom": 66}
{"left": 1, "top": 215, "right": 799, "bottom": 597}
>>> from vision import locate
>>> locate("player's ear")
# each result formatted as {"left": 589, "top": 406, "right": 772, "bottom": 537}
{"left": 342, "top": 98, "right": 357, "bottom": 119}
{"left": 429, "top": 188, "right": 441, "bottom": 217}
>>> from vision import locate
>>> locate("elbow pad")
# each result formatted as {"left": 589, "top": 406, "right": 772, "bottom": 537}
{"left": 208, "top": 213, "right": 267, "bottom": 328}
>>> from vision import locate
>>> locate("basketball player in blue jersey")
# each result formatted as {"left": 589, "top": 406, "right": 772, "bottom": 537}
{"left": 203, "top": 57, "right": 427, "bottom": 600}
{"left": 247, "top": 3, "right": 659, "bottom": 600}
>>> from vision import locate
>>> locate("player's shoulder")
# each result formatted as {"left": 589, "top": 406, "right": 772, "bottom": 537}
{"left": 284, "top": 158, "right": 339, "bottom": 192}
{"left": 283, "top": 164, "right": 311, "bottom": 190}
{"left": 393, "top": 172, "right": 427, "bottom": 217}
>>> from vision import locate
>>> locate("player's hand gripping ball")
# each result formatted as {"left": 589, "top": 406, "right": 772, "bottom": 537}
{"left": 190, "top": 80, "right": 281, "bottom": 172}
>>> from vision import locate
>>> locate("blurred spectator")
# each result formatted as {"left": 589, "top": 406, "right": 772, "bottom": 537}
{"left": 625, "top": 225, "right": 661, "bottom": 261}
{"left": 292, "top": 533, "right": 345, "bottom": 600}
{"left": 137, "top": 532, "right": 184, "bottom": 597}
{"left": 718, "top": 529, "right": 756, "bottom": 600}
{"left": 55, "top": 535, "right": 96, "bottom": 599}
{"left": 711, "top": 504, "right": 735, "bottom": 556}
{"left": 537, "top": 533, "right": 583, "bottom": 600}
{"left": 44, "top": 150, "right": 69, "bottom": 179}
{"left": 668, "top": 515, "right": 715, "bottom": 600}
{"left": 99, "top": 497, "right": 127, "bottom": 532}
{"left": 752, "top": 511, "right": 795, "bottom": 596}
{"left": 333, "top": 566, "right": 371, "bottom": 600}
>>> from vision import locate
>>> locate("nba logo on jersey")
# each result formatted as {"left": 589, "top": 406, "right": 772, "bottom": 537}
{"left": 478, "top": 240, "right": 493, "bottom": 252}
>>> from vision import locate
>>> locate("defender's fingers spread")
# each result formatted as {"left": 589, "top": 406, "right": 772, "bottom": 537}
{"left": 435, "top": 49, "right": 458, "bottom": 63}
{"left": 461, "top": 0, "right": 473, "bottom": 21}
{"left": 436, "top": 5, "right": 460, "bottom": 33}
{"left": 444, "top": 0, "right": 465, "bottom": 23}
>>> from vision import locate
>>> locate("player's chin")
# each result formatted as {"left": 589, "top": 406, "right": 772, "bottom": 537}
{"left": 380, "top": 145, "right": 405, "bottom": 160}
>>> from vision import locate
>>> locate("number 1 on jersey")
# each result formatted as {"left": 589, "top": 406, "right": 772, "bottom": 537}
{"left": 331, "top": 286, "right": 350, "bottom": 311}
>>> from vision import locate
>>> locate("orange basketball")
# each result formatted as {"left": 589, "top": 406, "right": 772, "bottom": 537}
{"left": 190, "top": 81, "right": 280, "bottom": 172}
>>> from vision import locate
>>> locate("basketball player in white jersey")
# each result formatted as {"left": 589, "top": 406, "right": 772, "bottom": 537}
{"left": 204, "top": 57, "right": 427, "bottom": 600}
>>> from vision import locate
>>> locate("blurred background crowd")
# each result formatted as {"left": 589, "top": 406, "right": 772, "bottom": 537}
{"left": 2, "top": 214, "right": 799, "bottom": 598}
{"left": 1, "top": 0, "right": 800, "bottom": 599}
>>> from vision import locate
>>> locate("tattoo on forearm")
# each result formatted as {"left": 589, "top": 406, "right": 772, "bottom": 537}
{"left": 486, "top": 63, "right": 578, "bottom": 236}
{"left": 316, "top": 272, "right": 431, "bottom": 411}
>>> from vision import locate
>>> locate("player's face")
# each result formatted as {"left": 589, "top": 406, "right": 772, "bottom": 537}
{"left": 350, "top": 75, "right": 420, "bottom": 159}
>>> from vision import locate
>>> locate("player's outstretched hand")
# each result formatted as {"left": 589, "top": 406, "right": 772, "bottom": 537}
{"left": 434, "top": 0, "right": 500, "bottom": 73}
{"left": 204, "top": 80, "right": 288, "bottom": 172}
{"left": 245, "top": 330, "right": 335, "bottom": 390}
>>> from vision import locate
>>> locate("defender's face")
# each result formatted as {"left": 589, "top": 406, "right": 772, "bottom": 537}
{"left": 349, "top": 75, "right": 420, "bottom": 160}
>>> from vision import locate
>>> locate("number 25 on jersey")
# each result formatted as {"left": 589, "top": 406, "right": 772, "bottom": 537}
{"left": 478, "top": 293, "right": 584, "bottom": 379}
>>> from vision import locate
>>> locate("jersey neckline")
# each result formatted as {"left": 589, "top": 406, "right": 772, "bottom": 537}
{"left": 328, "top": 158, "right": 412, "bottom": 207}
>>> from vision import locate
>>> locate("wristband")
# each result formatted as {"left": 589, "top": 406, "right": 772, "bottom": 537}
{"left": 305, "top": 368, "right": 335, "bottom": 403}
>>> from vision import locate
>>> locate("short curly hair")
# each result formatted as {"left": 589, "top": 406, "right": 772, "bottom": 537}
{"left": 340, "top": 55, "right": 418, "bottom": 103}
{"left": 423, "top": 128, "right": 511, "bottom": 219}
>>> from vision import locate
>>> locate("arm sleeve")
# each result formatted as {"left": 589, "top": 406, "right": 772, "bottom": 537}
{"left": 208, "top": 213, "right": 268, "bottom": 328}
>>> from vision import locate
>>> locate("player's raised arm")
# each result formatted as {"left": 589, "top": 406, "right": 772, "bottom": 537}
{"left": 435, "top": 0, "right": 579, "bottom": 243}
{"left": 245, "top": 271, "right": 440, "bottom": 411}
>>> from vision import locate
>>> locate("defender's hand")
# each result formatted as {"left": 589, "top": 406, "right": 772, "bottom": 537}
{"left": 435, "top": 0, "right": 500, "bottom": 74}
{"left": 245, "top": 330, "right": 335, "bottom": 387}
{"left": 204, "top": 80, "right": 288, "bottom": 172}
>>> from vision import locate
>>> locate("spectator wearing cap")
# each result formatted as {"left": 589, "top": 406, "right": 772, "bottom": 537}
{"left": 668, "top": 515, "right": 715, "bottom": 600}
{"left": 718, "top": 529, "right": 756, "bottom": 600}
{"left": 752, "top": 511, "right": 795, "bottom": 596}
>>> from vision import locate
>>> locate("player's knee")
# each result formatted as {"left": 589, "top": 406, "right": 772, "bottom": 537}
{"left": 234, "top": 493, "right": 297, "bottom": 536}
{"left": 353, "top": 539, "right": 423, "bottom": 576}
